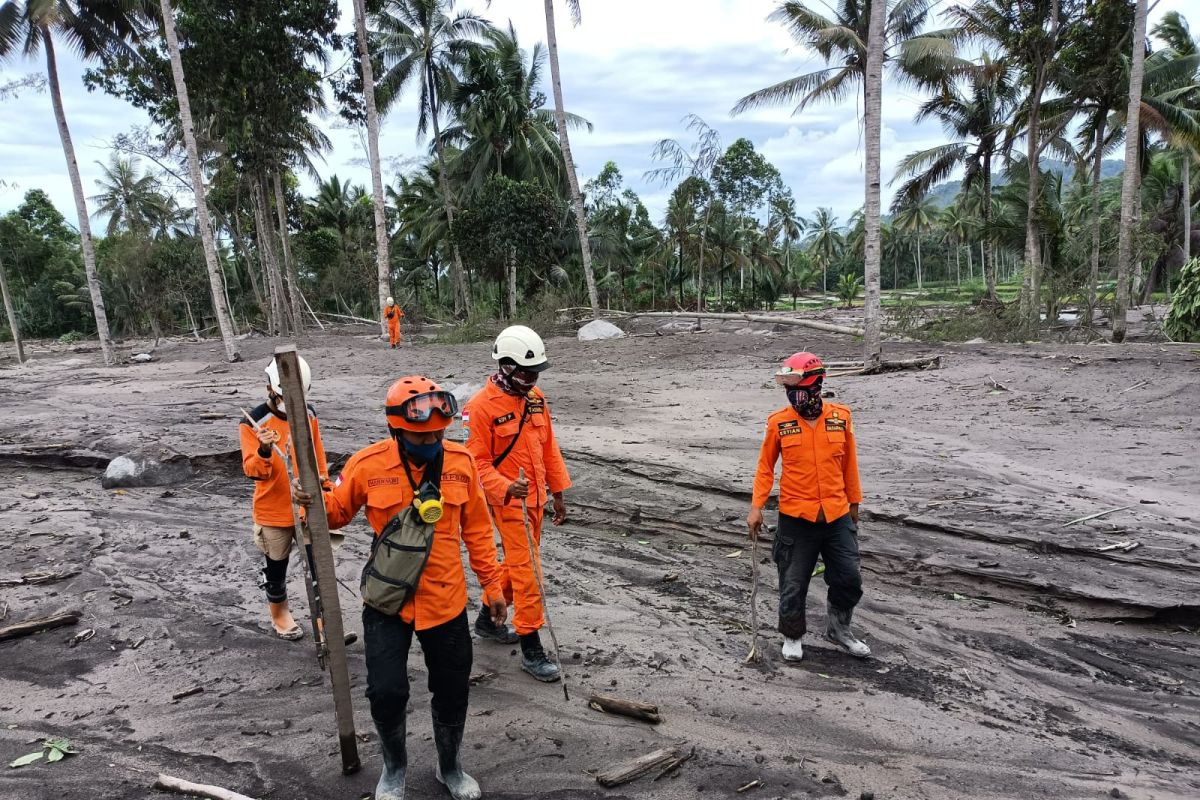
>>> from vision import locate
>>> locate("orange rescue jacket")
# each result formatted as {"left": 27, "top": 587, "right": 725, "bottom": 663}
{"left": 462, "top": 380, "right": 572, "bottom": 508}
{"left": 324, "top": 439, "right": 505, "bottom": 630}
{"left": 240, "top": 403, "right": 329, "bottom": 528}
{"left": 385, "top": 306, "right": 403, "bottom": 329}
{"left": 751, "top": 401, "right": 862, "bottom": 523}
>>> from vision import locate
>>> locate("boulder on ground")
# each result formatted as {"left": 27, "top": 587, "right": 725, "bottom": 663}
{"left": 102, "top": 446, "right": 194, "bottom": 489}
{"left": 578, "top": 319, "right": 626, "bottom": 341}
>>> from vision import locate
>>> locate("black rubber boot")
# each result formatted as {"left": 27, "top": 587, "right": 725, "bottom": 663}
{"left": 433, "top": 716, "right": 480, "bottom": 800}
{"left": 518, "top": 631, "right": 561, "bottom": 683}
{"left": 374, "top": 718, "right": 407, "bottom": 800}
{"left": 473, "top": 606, "right": 517, "bottom": 644}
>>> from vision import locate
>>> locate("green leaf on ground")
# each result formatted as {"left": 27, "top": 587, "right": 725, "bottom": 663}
{"left": 9, "top": 751, "right": 43, "bottom": 768}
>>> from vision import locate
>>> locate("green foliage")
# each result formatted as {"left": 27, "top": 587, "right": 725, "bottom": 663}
{"left": 1164, "top": 258, "right": 1200, "bottom": 342}
{"left": 8, "top": 738, "right": 76, "bottom": 769}
{"left": 837, "top": 272, "right": 864, "bottom": 307}
{"left": 454, "top": 176, "right": 565, "bottom": 284}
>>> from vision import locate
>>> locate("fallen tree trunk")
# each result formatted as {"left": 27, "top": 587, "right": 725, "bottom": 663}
{"left": 625, "top": 311, "right": 864, "bottom": 337}
{"left": 824, "top": 355, "right": 941, "bottom": 371}
{"left": 153, "top": 774, "right": 257, "bottom": 800}
{"left": 595, "top": 747, "right": 678, "bottom": 788}
{"left": 315, "top": 312, "right": 378, "bottom": 327}
{"left": 0, "top": 609, "right": 81, "bottom": 643}
{"left": 588, "top": 693, "right": 662, "bottom": 724}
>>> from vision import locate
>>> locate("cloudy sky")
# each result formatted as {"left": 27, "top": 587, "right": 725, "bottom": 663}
{"left": 0, "top": 0, "right": 1189, "bottom": 231}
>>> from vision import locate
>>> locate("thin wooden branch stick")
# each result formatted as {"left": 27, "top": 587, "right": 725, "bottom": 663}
{"left": 153, "top": 773, "right": 257, "bottom": 800}
{"left": 1064, "top": 505, "right": 1133, "bottom": 527}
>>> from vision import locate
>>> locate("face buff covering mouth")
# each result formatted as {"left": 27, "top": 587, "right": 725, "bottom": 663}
{"left": 787, "top": 383, "right": 824, "bottom": 420}
{"left": 494, "top": 363, "right": 538, "bottom": 396}
{"left": 400, "top": 437, "right": 443, "bottom": 466}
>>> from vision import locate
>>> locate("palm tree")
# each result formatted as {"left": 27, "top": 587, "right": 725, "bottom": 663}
{"left": 646, "top": 114, "right": 723, "bottom": 311}
{"left": 542, "top": 0, "right": 599, "bottom": 317}
{"left": 893, "top": 197, "right": 937, "bottom": 289}
{"left": 1153, "top": 12, "right": 1199, "bottom": 265}
{"left": 891, "top": 53, "right": 1017, "bottom": 299}
{"left": 0, "top": 0, "right": 158, "bottom": 365}
{"left": 1113, "top": 0, "right": 1148, "bottom": 343}
{"left": 156, "top": 0, "right": 239, "bottom": 361}
{"left": 90, "top": 155, "right": 171, "bottom": 236}
{"left": 374, "top": 0, "right": 494, "bottom": 316}
{"left": 863, "top": 0, "right": 886, "bottom": 367}
{"left": 351, "top": 0, "right": 391, "bottom": 335}
{"left": 806, "top": 207, "right": 842, "bottom": 302}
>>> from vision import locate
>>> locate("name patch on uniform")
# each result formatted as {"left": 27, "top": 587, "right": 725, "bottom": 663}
{"left": 367, "top": 476, "right": 402, "bottom": 488}
{"left": 777, "top": 420, "right": 803, "bottom": 437}
{"left": 526, "top": 396, "right": 545, "bottom": 414}
{"left": 494, "top": 412, "right": 515, "bottom": 425}
{"left": 442, "top": 472, "right": 471, "bottom": 485}
{"left": 825, "top": 418, "right": 847, "bottom": 432}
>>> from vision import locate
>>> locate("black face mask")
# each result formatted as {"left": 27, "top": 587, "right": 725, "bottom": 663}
{"left": 787, "top": 383, "right": 824, "bottom": 420}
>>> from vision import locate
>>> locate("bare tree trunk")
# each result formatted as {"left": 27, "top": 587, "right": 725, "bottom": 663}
{"left": 1084, "top": 118, "right": 1107, "bottom": 328}
{"left": 0, "top": 252, "right": 24, "bottom": 364}
{"left": 351, "top": 0, "right": 392, "bottom": 337}
{"left": 160, "top": 0, "right": 240, "bottom": 362}
{"left": 982, "top": 156, "right": 997, "bottom": 298}
{"left": 42, "top": 27, "right": 115, "bottom": 366}
{"left": 427, "top": 63, "right": 470, "bottom": 317}
{"left": 272, "top": 172, "right": 304, "bottom": 335}
{"left": 1020, "top": 0, "right": 1059, "bottom": 327}
{"left": 251, "top": 176, "right": 289, "bottom": 336}
{"left": 915, "top": 237, "right": 923, "bottom": 290}
{"left": 1113, "top": 0, "right": 1147, "bottom": 343}
{"left": 862, "top": 0, "right": 885, "bottom": 369}
{"left": 966, "top": 239, "right": 974, "bottom": 281}
{"left": 1183, "top": 154, "right": 1192, "bottom": 264}
{"left": 543, "top": 0, "right": 600, "bottom": 317}
{"left": 231, "top": 215, "right": 266, "bottom": 319}
{"left": 507, "top": 248, "right": 518, "bottom": 318}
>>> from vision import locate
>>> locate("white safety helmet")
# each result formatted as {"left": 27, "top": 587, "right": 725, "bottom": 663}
{"left": 386, "top": 296, "right": 394, "bottom": 306}
{"left": 265, "top": 355, "right": 312, "bottom": 396}
{"left": 492, "top": 325, "right": 549, "bottom": 371}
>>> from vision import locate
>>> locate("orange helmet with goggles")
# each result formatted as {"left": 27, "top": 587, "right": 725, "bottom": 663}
{"left": 385, "top": 376, "right": 459, "bottom": 432}
{"left": 774, "top": 351, "right": 825, "bottom": 387}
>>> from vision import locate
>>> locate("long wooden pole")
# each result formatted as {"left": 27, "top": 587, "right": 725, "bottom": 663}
{"left": 273, "top": 345, "right": 360, "bottom": 775}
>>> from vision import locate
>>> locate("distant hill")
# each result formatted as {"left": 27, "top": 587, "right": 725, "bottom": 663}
{"left": 922, "top": 159, "right": 1124, "bottom": 209}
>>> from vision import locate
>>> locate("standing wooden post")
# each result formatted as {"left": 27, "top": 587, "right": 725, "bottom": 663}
{"left": 274, "top": 345, "right": 360, "bottom": 775}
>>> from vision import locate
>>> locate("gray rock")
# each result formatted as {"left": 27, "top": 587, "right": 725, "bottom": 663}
{"left": 102, "top": 446, "right": 195, "bottom": 489}
{"left": 130, "top": 353, "right": 154, "bottom": 363}
{"left": 577, "top": 319, "right": 626, "bottom": 341}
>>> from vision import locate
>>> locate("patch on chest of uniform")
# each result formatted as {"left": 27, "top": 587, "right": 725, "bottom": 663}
{"left": 777, "top": 420, "right": 803, "bottom": 437}
{"left": 494, "top": 412, "right": 516, "bottom": 425}
{"left": 825, "top": 418, "right": 847, "bottom": 432}
{"left": 367, "top": 476, "right": 403, "bottom": 488}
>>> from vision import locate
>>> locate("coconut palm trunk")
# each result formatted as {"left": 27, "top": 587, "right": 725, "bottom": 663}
{"left": 1182, "top": 154, "right": 1192, "bottom": 264}
{"left": 862, "top": 0, "right": 885, "bottom": 369}
{"left": 251, "top": 175, "right": 290, "bottom": 336}
{"left": 351, "top": 0, "right": 391, "bottom": 337}
{"left": 426, "top": 61, "right": 471, "bottom": 316}
{"left": 543, "top": 0, "right": 599, "bottom": 317}
{"left": 159, "top": 0, "right": 240, "bottom": 361}
{"left": 0, "top": 252, "right": 24, "bottom": 364}
{"left": 1113, "top": 0, "right": 1147, "bottom": 343}
{"left": 41, "top": 27, "right": 115, "bottom": 365}
{"left": 272, "top": 172, "right": 305, "bottom": 333}
{"left": 1084, "top": 119, "right": 1107, "bottom": 328}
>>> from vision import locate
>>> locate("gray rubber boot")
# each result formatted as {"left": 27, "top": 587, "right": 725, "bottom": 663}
{"left": 433, "top": 717, "right": 481, "bottom": 800}
{"left": 824, "top": 601, "right": 871, "bottom": 658}
{"left": 519, "top": 631, "right": 561, "bottom": 683}
{"left": 474, "top": 606, "right": 518, "bottom": 644}
{"left": 374, "top": 718, "right": 407, "bottom": 800}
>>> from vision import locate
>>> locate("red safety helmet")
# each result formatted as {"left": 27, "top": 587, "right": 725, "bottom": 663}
{"left": 385, "top": 376, "right": 458, "bottom": 432}
{"left": 775, "top": 352, "right": 825, "bottom": 387}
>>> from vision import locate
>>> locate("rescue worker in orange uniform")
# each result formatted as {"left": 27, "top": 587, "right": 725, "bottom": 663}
{"left": 293, "top": 375, "right": 505, "bottom": 800}
{"left": 463, "top": 325, "right": 571, "bottom": 683}
{"left": 238, "top": 355, "right": 329, "bottom": 640}
{"left": 385, "top": 296, "right": 403, "bottom": 348}
{"left": 747, "top": 352, "right": 870, "bottom": 662}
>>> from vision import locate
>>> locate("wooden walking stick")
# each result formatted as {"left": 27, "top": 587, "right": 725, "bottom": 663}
{"left": 746, "top": 530, "right": 761, "bottom": 663}
{"left": 518, "top": 467, "right": 570, "bottom": 701}
{"left": 273, "top": 345, "right": 360, "bottom": 775}
{"left": 240, "top": 407, "right": 328, "bottom": 665}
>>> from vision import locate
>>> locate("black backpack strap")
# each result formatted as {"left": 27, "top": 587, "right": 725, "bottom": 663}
{"left": 492, "top": 402, "right": 530, "bottom": 468}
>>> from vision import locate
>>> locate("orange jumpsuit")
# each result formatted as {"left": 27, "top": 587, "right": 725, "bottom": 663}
{"left": 385, "top": 305, "right": 403, "bottom": 347}
{"left": 751, "top": 401, "right": 862, "bottom": 521}
{"left": 463, "top": 381, "right": 571, "bottom": 635}
{"left": 324, "top": 439, "right": 505, "bottom": 629}
{"left": 239, "top": 402, "right": 329, "bottom": 527}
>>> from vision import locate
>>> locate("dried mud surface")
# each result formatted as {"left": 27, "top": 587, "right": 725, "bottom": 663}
{"left": 1, "top": 320, "right": 1198, "bottom": 800}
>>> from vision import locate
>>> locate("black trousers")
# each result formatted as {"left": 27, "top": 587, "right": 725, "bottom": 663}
{"left": 772, "top": 512, "right": 863, "bottom": 639}
{"left": 362, "top": 606, "right": 473, "bottom": 732}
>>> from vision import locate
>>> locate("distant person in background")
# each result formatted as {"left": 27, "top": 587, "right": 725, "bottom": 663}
{"left": 385, "top": 296, "right": 404, "bottom": 348}
{"left": 747, "top": 351, "right": 870, "bottom": 662}
{"left": 238, "top": 356, "right": 329, "bottom": 640}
